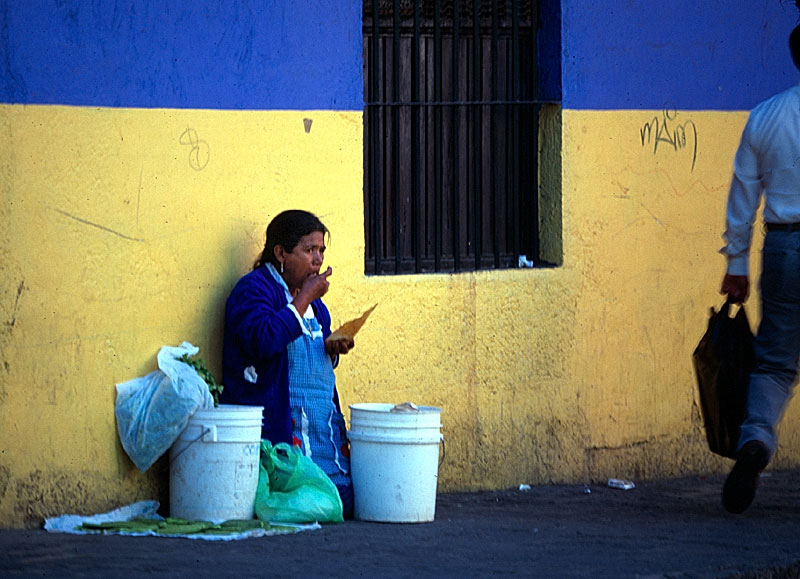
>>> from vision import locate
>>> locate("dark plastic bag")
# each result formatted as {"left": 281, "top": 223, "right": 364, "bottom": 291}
{"left": 692, "top": 301, "right": 754, "bottom": 458}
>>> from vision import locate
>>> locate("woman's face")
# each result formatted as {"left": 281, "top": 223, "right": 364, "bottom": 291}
{"left": 277, "top": 231, "right": 326, "bottom": 291}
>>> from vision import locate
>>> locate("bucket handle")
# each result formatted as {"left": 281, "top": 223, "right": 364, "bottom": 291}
{"left": 169, "top": 426, "right": 214, "bottom": 466}
{"left": 439, "top": 436, "right": 446, "bottom": 468}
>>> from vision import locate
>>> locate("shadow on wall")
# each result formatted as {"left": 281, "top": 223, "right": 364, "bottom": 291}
{"left": 109, "top": 228, "right": 260, "bottom": 523}
{"left": 206, "top": 229, "right": 261, "bottom": 392}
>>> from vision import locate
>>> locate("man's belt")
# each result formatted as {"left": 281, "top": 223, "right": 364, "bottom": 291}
{"left": 765, "top": 222, "right": 800, "bottom": 232}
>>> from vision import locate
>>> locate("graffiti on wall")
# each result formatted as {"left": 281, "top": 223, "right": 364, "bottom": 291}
{"left": 640, "top": 108, "right": 697, "bottom": 172}
{"left": 179, "top": 128, "right": 210, "bottom": 171}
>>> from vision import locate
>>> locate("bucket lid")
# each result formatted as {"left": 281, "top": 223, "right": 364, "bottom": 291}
{"left": 349, "top": 402, "right": 441, "bottom": 414}
{"left": 190, "top": 404, "right": 264, "bottom": 422}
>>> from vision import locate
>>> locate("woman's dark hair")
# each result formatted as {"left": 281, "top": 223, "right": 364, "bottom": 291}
{"left": 254, "top": 210, "right": 329, "bottom": 270}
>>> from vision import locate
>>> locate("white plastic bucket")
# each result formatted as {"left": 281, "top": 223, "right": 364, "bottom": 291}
{"left": 169, "top": 404, "right": 263, "bottom": 522}
{"left": 348, "top": 402, "right": 442, "bottom": 523}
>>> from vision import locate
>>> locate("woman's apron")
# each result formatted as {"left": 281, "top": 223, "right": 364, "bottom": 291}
{"left": 286, "top": 307, "right": 351, "bottom": 490}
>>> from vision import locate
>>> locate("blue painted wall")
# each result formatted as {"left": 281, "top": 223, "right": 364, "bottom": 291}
{"left": 2, "top": 1, "right": 797, "bottom": 112}
{"left": 562, "top": 0, "right": 800, "bottom": 110}
{"left": 0, "top": 0, "right": 363, "bottom": 110}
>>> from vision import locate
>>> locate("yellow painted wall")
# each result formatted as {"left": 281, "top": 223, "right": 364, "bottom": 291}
{"left": 1, "top": 104, "right": 799, "bottom": 527}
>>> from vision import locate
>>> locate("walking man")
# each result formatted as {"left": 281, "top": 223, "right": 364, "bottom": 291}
{"left": 719, "top": 24, "right": 800, "bottom": 514}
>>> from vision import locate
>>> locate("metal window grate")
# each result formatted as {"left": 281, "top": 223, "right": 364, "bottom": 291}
{"left": 364, "top": 0, "right": 540, "bottom": 274}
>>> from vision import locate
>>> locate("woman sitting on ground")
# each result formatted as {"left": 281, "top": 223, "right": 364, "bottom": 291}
{"left": 221, "top": 209, "right": 354, "bottom": 518}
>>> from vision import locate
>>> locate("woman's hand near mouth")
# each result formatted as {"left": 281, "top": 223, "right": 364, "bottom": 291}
{"left": 291, "top": 266, "right": 332, "bottom": 315}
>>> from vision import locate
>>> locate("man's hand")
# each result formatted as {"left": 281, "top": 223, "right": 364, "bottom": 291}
{"left": 721, "top": 274, "right": 749, "bottom": 303}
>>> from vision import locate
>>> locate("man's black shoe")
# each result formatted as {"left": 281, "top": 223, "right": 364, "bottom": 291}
{"left": 722, "top": 440, "right": 770, "bottom": 514}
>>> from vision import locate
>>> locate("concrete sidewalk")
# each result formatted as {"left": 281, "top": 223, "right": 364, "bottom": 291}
{"left": 1, "top": 468, "right": 799, "bottom": 578}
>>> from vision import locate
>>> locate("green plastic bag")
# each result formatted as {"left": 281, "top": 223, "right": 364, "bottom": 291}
{"left": 255, "top": 441, "right": 344, "bottom": 524}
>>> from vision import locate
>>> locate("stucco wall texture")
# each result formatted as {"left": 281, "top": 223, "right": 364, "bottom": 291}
{"left": 2, "top": 104, "right": 799, "bottom": 527}
{"left": 3, "top": 0, "right": 800, "bottom": 528}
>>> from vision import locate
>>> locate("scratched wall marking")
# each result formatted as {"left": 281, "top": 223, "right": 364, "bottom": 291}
{"left": 179, "top": 127, "right": 210, "bottom": 171}
{"left": 53, "top": 208, "right": 145, "bottom": 242}
{"left": 640, "top": 107, "right": 697, "bottom": 172}
{"left": 5, "top": 280, "right": 24, "bottom": 330}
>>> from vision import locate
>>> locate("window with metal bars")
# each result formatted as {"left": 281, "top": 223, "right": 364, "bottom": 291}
{"left": 363, "top": 0, "right": 547, "bottom": 275}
